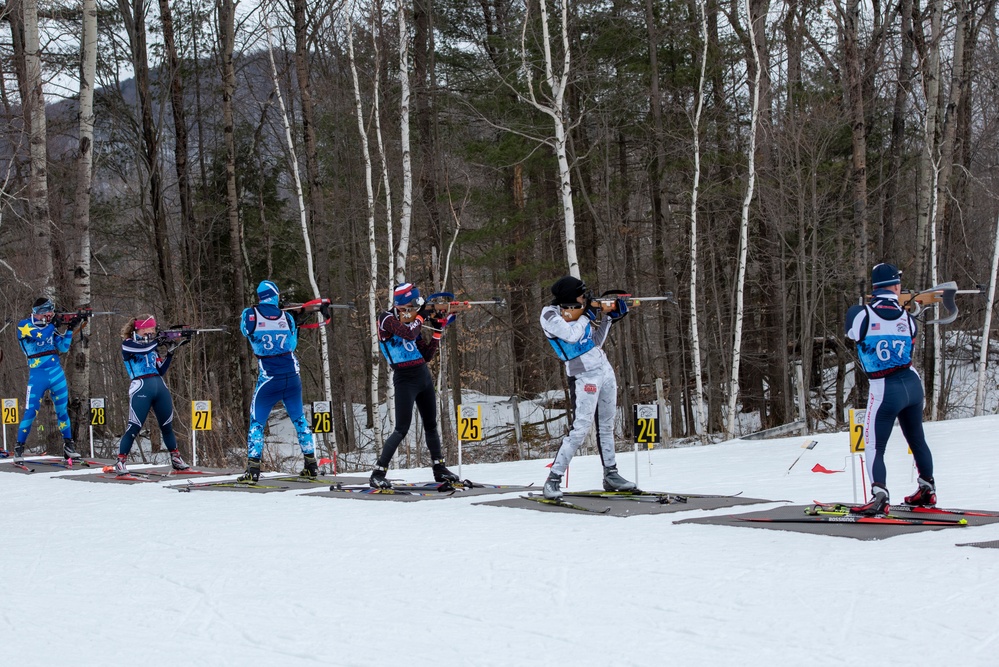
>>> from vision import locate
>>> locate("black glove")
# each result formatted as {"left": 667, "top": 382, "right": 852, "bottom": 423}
{"left": 608, "top": 298, "right": 629, "bottom": 321}
{"left": 68, "top": 315, "right": 84, "bottom": 329}
{"left": 584, "top": 305, "right": 599, "bottom": 321}
{"left": 319, "top": 302, "right": 332, "bottom": 318}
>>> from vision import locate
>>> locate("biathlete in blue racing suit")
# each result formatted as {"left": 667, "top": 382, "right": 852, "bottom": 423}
{"left": 236, "top": 280, "right": 317, "bottom": 483}
{"left": 112, "top": 315, "right": 191, "bottom": 475}
{"left": 13, "top": 298, "right": 82, "bottom": 461}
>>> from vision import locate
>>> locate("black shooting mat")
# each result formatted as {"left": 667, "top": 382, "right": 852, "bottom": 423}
{"left": 956, "top": 540, "right": 999, "bottom": 549}
{"left": 168, "top": 474, "right": 370, "bottom": 493}
{"left": 56, "top": 465, "right": 237, "bottom": 485}
{"left": 675, "top": 504, "right": 999, "bottom": 540}
{"left": 474, "top": 491, "right": 773, "bottom": 517}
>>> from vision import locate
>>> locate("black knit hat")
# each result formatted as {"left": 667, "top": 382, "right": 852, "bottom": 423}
{"left": 550, "top": 276, "right": 587, "bottom": 306}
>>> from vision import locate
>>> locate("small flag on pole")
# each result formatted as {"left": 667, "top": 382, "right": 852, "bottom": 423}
{"left": 786, "top": 440, "right": 819, "bottom": 474}
{"left": 811, "top": 463, "right": 844, "bottom": 474}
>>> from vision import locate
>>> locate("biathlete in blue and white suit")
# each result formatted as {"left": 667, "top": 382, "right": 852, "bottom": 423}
{"left": 13, "top": 297, "right": 82, "bottom": 461}
{"left": 539, "top": 276, "right": 636, "bottom": 500}
{"left": 113, "top": 315, "right": 190, "bottom": 475}
{"left": 368, "top": 283, "right": 460, "bottom": 488}
{"left": 845, "top": 263, "right": 937, "bottom": 515}
{"left": 237, "top": 280, "right": 317, "bottom": 483}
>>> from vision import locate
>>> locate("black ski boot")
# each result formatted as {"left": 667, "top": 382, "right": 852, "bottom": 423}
{"left": 369, "top": 465, "right": 391, "bottom": 489}
{"left": 63, "top": 439, "right": 81, "bottom": 460}
{"left": 432, "top": 459, "right": 460, "bottom": 483}
{"left": 300, "top": 454, "right": 319, "bottom": 478}
{"left": 237, "top": 457, "right": 261, "bottom": 484}
{"left": 13, "top": 444, "right": 24, "bottom": 463}
{"left": 904, "top": 477, "right": 937, "bottom": 507}
{"left": 169, "top": 449, "right": 191, "bottom": 471}
{"left": 543, "top": 472, "right": 563, "bottom": 500}
{"left": 851, "top": 484, "right": 889, "bottom": 516}
{"left": 602, "top": 465, "right": 637, "bottom": 492}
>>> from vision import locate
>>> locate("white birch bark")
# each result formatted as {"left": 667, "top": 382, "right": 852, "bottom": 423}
{"left": 929, "top": 162, "right": 941, "bottom": 420}
{"left": 725, "top": 0, "right": 762, "bottom": 439}
{"left": 914, "top": 0, "right": 942, "bottom": 286}
{"left": 518, "top": 0, "right": 579, "bottom": 277}
{"left": 262, "top": 10, "right": 335, "bottom": 421}
{"left": 975, "top": 212, "right": 999, "bottom": 416}
{"left": 371, "top": 13, "right": 393, "bottom": 445}
{"left": 396, "top": 0, "right": 412, "bottom": 284}
{"left": 71, "top": 0, "right": 98, "bottom": 407}
{"left": 689, "top": 0, "right": 709, "bottom": 439}
{"left": 347, "top": 17, "right": 385, "bottom": 450}
{"left": 22, "top": 0, "right": 53, "bottom": 293}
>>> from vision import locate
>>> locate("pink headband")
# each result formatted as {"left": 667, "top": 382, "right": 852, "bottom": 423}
{"left": 134, "top": 317, "right": 156, "bottom": 329}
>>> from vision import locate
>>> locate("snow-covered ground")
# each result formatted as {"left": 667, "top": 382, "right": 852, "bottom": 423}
{"left": 2, "top": 415, "right": 998, "bottom": 666}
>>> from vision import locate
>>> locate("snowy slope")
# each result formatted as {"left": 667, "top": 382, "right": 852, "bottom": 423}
{"left": 2, "top": 416, "right": 998, "bottom": 666}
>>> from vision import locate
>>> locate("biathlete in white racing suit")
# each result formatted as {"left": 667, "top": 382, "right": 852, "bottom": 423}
{"left": 540, "top": 276, "right": 636, "bottom": 500}
{"left": 844, "top": 263, "right": 937, "bottom": 515}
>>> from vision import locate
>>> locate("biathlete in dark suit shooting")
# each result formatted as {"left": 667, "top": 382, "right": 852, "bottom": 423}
{"left": 369, "top": 283, "right": 460, "bottom": 489}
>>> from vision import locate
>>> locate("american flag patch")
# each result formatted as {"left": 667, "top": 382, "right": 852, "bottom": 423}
{"left": 871, "top": 323, "right": 880, "bottom": 330}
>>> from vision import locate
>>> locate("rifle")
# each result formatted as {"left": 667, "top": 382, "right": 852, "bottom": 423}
{"left": 589, "top": 291, "right": 677, "bottom": 308}
{"left": 424, "top": 292, "right": 507, "bottom": 315}
{"left": 155, "top": 326, "right": 228, "bottom": 347}
{"left": 53, "top": 307, "right": 116, "bottom": 328}
{"left": 282, "top": 298, "right": 355, "bottom": 329}
{"left": 869, "top": 282, "right": 982, "bottom": 326}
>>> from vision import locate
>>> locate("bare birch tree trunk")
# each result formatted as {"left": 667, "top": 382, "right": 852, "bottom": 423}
{"left": 20, "top": 0, "right": 53, "bottom": 293}
{"left": 347, "top": 18, "right": 384, "bottom": 459}
{"left": 262, "top": 10, "right": 335, "bottom": 421}
{"left": 519, "top": 0, "right": 579, "bottom": 277}
{"left": 218, "top": 0, "right": 253, "bottom": 418}
{"left": 914, "top": 0, "right": 942, "bottom": 286}
{"left": 371, "top": 12, "right": 394, "bottom": 449}
{"left": 725, "top": 0, "right": 762, "bottom": 439}
{"left": 975, "top": 211, "right": 999, "bottom": 415}
{"left": 689, "top": 0, "right": 709, "bottom": 439}
{"left": 69, "top": 0, "right": 98, "bottom": 440}
{"left": 396, "top": 0, "right": 413, "bottom": 284}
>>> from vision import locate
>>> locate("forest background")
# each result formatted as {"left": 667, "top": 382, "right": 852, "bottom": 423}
{"left": 2, "top": 0, "right": 999, "bottom": 472}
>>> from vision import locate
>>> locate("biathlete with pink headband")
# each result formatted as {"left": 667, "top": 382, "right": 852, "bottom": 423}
{"left": 112, "top": 314, "right": 191, "bottom": 474}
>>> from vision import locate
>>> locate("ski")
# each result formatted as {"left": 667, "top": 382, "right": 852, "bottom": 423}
{"left": 739, "top": 514, "right": 966, "bottom": 526}
{"left": 27, "top": 458, "right": 101, "bottom": 470}
{"left": 563, "top": 492, "right": 686, "bottom": 504}
{"left": 811, "top": 500, "right": 999, "bottom": 518}
{"left": 102, "top": 473, "right": 157, "bottom": 483}
{"left": 392, "top": 481, "right": 534, "bottom": 492}
{"left": 522, "top": 493, "right": 611, "bottom": 514}
{"left": 176, "top": 480, "right": 285, "bottom": 491}
{"left": 328, "top": 485, "right": 434, "bottom": 496}
{"left": 9, "top": 462, "right": 34, "bottom": 473}
{"left": 270, "top": 475, "right": 336, "bottom": 485}
{"left": 804, "top": 506, "right": 966, "bottom": 524}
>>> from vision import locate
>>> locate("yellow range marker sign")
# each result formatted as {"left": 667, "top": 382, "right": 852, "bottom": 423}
{"left": 457, "top": 405, "right": 482, "bottom": 442}
{"left": 2, "top": 399, "right": 18, "bottom": 425}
